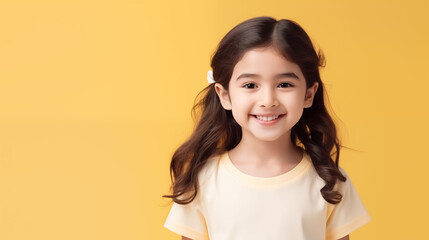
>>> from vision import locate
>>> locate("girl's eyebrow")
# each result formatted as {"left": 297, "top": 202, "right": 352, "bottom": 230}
{"left": 236, "top": 72, "right": 299, "bottom": 80}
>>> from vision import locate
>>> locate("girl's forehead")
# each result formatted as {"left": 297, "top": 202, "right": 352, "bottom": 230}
{"left": 232, "top": 47, "right": 301, "bottom": 76}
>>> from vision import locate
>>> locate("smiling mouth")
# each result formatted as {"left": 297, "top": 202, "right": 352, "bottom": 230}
{"left": 253, "top": 115, "right": 283, "bottom": 121}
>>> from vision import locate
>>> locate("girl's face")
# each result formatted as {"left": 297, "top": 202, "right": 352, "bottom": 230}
{"left": 215, "top": 46, "right": 318, "bottom": 143}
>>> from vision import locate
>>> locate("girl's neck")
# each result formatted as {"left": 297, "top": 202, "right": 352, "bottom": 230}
{"left": 229, "top": 132, "right": 302, "bottom": 167}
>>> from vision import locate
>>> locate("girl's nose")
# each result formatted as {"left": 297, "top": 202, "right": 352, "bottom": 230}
{"left": 258, "top": 88, "right": 278, "bottom": 108}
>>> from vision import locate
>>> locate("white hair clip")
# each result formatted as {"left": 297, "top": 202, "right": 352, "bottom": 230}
{"left": 207, "top": 70, "right": 215, "bottom": 84}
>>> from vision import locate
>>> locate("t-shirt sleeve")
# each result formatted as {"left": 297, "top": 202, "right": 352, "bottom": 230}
{"left": 164, "top": 195, "right": 209, "bottom": 240}
{"left": 325, "top": 168, "right": 371, "bottom": 240}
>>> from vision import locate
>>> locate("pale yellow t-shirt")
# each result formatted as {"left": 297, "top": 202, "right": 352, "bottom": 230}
{"left": 164, "top": 152, "right": 371, "bottom": 240}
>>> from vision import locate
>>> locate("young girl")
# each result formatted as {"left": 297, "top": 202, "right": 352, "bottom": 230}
{"left": 164, "top": 16, "right": 371, "bottom": 240}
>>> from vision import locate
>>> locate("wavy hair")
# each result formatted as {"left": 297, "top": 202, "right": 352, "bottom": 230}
{"left": 164, "top": 16, "right": 346, "bottom": 205}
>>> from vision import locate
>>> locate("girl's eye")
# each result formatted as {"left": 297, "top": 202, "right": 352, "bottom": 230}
{"left": 278, "top": 82, "right": 293, "bottom": 88}
{"left": 243, "top": 83, "right": 257, "bottom": 89}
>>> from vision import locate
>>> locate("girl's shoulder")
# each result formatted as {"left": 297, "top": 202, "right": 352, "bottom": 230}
{"left": 305, "top": 153, "right": 354, "bottom": 191}
{"left": 195, "top": 152, "right": 225, "bottom": 186}
{"left": 306, "top": 154, "right": 360, "bottom": 202}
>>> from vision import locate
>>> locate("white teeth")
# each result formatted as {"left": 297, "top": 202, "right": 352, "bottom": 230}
{"left": 256, "top": 115, "right": 280, "bottom": 121}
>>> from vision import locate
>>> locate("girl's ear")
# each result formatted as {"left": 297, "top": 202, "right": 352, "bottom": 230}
{"left": 304, "top": 82, "right": 319, "bottom": 108}
{"left": 214, "top": 83, "right": 232, "bottom": 110}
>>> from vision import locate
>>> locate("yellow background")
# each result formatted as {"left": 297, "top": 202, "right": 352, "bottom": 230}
{"left": 1, "top": 0, "right": 428, "bottom": 239}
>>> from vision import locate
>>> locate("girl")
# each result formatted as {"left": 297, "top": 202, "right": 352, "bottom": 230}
{"left": 164, "top": 16, "right": 371, "bottom": 240}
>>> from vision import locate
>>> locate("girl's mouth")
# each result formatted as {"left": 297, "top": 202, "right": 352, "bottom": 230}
{"left": 252, "top": 114, "right": 285, "bottom": 123}
{"left": 255, "top": 115, "right": 280, "bottom": 121}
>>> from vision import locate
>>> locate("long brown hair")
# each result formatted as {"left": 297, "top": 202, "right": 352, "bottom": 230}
{"left": 164, "top": 16, "right": 346, "bottom": 205}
